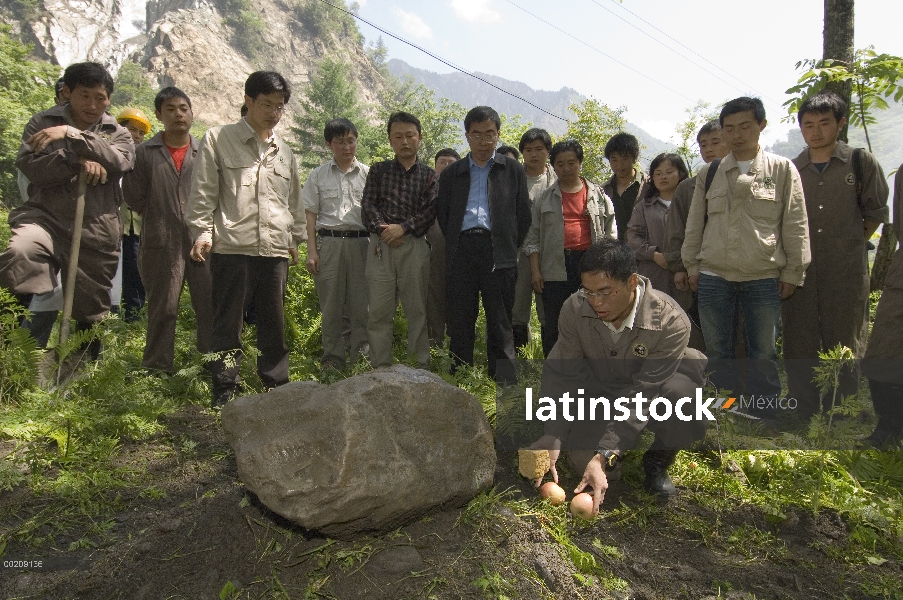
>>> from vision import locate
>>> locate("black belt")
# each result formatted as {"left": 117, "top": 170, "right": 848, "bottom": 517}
{"left": 460, "top": 228, "right": 491, "bottom": 236}
{"left": 317, "top": 229, "right": 370, "bottom": 238}
{"left": 564, "top": 248, "right": 587, "bottom": 256}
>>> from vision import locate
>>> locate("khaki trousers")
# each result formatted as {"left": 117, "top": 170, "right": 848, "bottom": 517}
{"left": 366, "top": 234, "right": 430, "bottom": 368}
{"left": 313, "top": 234, "right": 370, "bottom": 366}
{"left": 138, "top": 243, "right": 213, "bottom": 372}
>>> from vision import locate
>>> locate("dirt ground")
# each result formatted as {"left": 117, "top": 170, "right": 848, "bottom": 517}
{"left": 1, "top": 405, "right": 897, "bottom": 600}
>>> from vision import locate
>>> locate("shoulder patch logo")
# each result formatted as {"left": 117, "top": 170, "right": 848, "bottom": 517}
{"left": 845, "top": 173, "right": 856, "bottom": 185}
{"left": 633, "top": 343, "right": 648, "bottom": 358}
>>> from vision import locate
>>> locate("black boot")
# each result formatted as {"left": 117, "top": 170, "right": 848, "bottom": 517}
{"left": 865, "top": 379, "right": 903, "bottom": 448}
{"left": 642, "top": 444, "right": 679, "bottom": 497}
{"left": 512, "top": 323, "right": 529, "bottom": 352}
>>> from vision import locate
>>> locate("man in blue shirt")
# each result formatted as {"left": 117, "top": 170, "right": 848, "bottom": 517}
{"left": 435, "top": 106, "right": 531, "bottom": 384}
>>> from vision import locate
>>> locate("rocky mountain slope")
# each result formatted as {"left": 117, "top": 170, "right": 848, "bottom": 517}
{"left": 6, "top": 0, "right": 384, "bottom": 129}
{"left": 387, "top": 57, "right": 675, "bottom": 160}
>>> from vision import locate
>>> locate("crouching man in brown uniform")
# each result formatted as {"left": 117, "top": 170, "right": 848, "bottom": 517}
{"left": 123, "top": 87, "right": 213, "bottom": 373}
{"left": 861, "top": 164, "right": 903, "bottom": 447}
{"left": 0, "top": 62, "right": 135, "bottom": 350}
{"left": 528, "top": 238, "right": 707, "bottom": 515}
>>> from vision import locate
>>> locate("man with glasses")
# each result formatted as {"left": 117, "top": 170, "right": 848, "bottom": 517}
{"left": 303, "top": 118, "right": 370, "bottom": 370}
{"left": 185, "top": 71, "right": 306, "bottom": 407}
{"left": 436, "top": 106, "right": 531, "bottom": 384}
{"left": 528, "top": 238, "right": 707, "bottom": 514}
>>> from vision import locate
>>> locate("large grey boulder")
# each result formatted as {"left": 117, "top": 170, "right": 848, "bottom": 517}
{"left": 221, "top": 365, "right": 496, "bottom": 539}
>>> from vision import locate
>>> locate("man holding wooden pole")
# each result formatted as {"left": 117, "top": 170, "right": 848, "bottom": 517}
{"left": 0, "top": 62, "right": 135, "bottom": 361}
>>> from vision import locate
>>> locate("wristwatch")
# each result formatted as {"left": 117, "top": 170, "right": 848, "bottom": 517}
{"left": 596, "top": 447, "right": 619, "bottom": 471}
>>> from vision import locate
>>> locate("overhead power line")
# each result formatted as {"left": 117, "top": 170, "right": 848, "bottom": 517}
{"left": 313, "top": 0, "right": 567, "bottom": 121}
{"left": 586, "top": 0, "right": 751, "bottom": 97}
{"left": 502, "top": 0, "right": 694, "bottom": 103}
{"left": 602, "top": 0, "right": 785, "bottom": 109}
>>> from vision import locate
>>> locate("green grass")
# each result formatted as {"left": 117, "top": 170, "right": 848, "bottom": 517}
{"left": 1, "top": 209, "right": 902, "bottom": 597}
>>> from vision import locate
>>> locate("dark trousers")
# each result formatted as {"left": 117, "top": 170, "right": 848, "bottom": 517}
{"left": 541, "top": 249, "right": 584, "bottom": 357}
{"left": 121, "top": 233, "right": 145, "bottom": 322}
{"left": 447, "top": 234, "right": 517, "bottom": 384}
{"left": 209, "top": 254, "right": 289, "bottom": 393}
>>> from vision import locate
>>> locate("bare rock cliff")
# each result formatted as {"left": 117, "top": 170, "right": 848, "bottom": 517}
{"left": 18, "top": 0, "right": 382, "bottom": 130}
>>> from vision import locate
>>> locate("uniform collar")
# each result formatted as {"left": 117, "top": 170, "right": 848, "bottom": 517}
{"left": 795, "top": 140, "right": 852, "bottom": 169}
{"left": 145, "top": 131, "right": 199, "bottom": 150}
{"left": 239, "top": 117, "right": 274, "bottom": 145}
{"left": 723, "top": 146, "right": 764, "bottom": 174}
{"left": 329, "top": 157, "right": 362, "bottom": 173}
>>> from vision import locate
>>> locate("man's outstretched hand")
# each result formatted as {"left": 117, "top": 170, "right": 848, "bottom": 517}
{"left": 573, "top": 455, "right": 609, "bottom": 516}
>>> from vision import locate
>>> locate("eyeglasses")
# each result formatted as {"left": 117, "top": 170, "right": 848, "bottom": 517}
{"left": 579, "top": 286, "right": 623, "bottom": 300}
{"left": 254, "top": 100, "right": 285, "bottom": 114}
{"left": 467, "top": 131, "right": 499, "bottom": 143}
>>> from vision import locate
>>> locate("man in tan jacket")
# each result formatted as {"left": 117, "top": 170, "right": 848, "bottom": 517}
{"left": 0, "top": 62, "right": 135, "bottom": 357}
{"left": 683, "top": 97, "right": 810, "bottom": 419}
{"left": 529, "top": 239, "right": 707, "bottom": 514}
{"left": 124, "top": 87, "right": 212, "bottom": 374}
{"left": 185, "top": 71, "right": 305, "bottom": 406}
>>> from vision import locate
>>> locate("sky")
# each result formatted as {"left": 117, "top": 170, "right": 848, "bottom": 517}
{"left": 352, "top": 0, "right": 902, "bottom": 147}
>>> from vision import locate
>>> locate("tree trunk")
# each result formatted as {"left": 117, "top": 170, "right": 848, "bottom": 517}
{"left": 871, "top": 224, "right": 898, "bottom": 292}
{"left": 823, "top": 0, "right": 855, "bottom": 142}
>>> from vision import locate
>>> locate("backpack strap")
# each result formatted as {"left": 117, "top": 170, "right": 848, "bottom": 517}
{"left": 703, "top": 158, "right": 721, "bottom": 225}
{"left": 852, "top": 147, "right": 863, "bottom": 199}
{"left": 704, "top": 158, "right": 721, "bottom": 194}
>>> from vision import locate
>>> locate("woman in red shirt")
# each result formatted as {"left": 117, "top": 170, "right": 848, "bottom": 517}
{"left": 522, "top": 140, "right": 616, "bottom": 356}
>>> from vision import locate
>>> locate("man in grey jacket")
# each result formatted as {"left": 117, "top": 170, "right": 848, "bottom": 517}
{"left": 185, "top": 71, "right": 305, "bottom": 406}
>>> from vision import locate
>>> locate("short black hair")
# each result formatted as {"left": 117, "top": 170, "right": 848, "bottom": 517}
{"left": 519, "top": 127, "right": 552, "bottom": 153}
{"left": 550, "top": 139, "right": 583, "bottom": 165}
{"left": 720, "top": 96, "right": 766, "bottom": 125}
{"left": 154, "top": 86, "right": 192, "bottom": 112}
{"left": 324, "top": 118, "right": 358, "bottom": 142}
{"left": 579, "top": 238, "right": 637, "bottom": 282}
{"left": 62, "top": 62, "right": 114, "bottom": 96}
{"left": 603, "top": 132, "right": 639, "bottom": 161}
{"left": 387, "top": 111, "right": 422, "bottom": 135}
{"left": 797, "top": 90, "right": 847, "bottom": 124}
{"left": 646, "top": 153, "right": 689, "bottom": 199}
{"left": 464, "top": 106, "right": 501, "bottom": 133}
{"left": 245, "top": 71, "right": 291, "bottom": 103}
{"left": 435, "top": 148, "right": 460, "bottom": 162}
{"left": 696, "top": 119, "right": 721, "bottom": 143}
{"left": 240, "top": 105, "right": 248, "bottom": 117}
{"left": 496, "top": 145, "right": 520, "bottom": 160}
{"left": 54, "top": 78, "right": 66, "bottom": 101}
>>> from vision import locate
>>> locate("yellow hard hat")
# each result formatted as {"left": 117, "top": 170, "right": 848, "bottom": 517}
{"left": 116, "top": 108, "right": 152, "bottom": 135}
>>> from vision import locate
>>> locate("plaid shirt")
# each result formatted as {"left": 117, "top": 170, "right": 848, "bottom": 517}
{"left": 361, "top": 158, "right": 437, "bottom": 238}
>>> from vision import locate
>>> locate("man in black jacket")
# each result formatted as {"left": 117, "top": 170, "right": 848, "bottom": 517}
{"left": 436, "top": 106, "right": 531, "bottom": 384}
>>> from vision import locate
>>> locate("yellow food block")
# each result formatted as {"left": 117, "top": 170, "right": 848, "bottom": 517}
{"left": 518, "top": 449, "right": 550, "bottom": 480}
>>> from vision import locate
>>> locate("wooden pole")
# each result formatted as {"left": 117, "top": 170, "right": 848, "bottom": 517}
{"left": 58, "top": 171, "right": 88, "bottom": 347}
